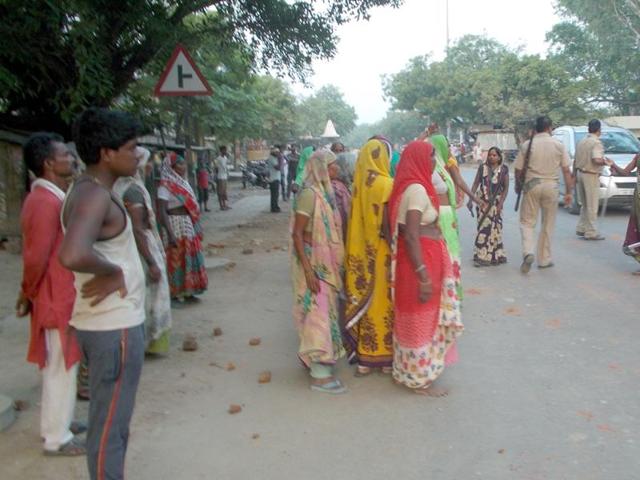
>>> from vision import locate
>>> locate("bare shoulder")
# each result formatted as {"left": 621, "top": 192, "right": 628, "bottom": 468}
{"left": 64, "top": 181, "right": 111, "bottom": 223}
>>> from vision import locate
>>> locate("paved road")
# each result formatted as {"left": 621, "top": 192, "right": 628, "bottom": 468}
{"left": 0, "top": 172, "right": 637, "bottom": 479}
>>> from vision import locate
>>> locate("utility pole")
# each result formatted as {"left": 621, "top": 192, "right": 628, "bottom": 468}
{"left": 445, "top": 0, "right": 450, "bottom": 53}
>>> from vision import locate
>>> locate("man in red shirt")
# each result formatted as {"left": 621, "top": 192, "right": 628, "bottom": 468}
{"left": 16, "top": 132, "right": 85, "bottom": 456}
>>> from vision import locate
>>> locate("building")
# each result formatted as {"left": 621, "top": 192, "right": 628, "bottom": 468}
{"left": 603, "top": 116, "right": 640, "bottom": 138}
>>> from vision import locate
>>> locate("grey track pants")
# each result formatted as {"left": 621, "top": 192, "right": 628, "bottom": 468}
{"left": 75, "top": 325, "right": 144, "bottom": 480}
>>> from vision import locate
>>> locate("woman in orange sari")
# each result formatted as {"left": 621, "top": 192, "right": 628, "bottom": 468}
{"left": 344, "top": 139, "right": 394, "bottom": 375}
{"left": 388, "top": 141, "right": 463, "bottom": 395}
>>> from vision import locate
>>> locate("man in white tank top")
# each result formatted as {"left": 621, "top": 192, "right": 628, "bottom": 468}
{"left": 59, "top": 108, "right": 145, "bottom": 480}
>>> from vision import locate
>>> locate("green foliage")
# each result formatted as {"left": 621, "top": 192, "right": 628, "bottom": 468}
{"left": 0, "top": 0, "right": 404, "bottom": 135}
{"left": 252, "top": 76, "right": 299, "bottom": 143}
{"left": 383, "top": 34, "right": 587, "bottom": 129}
{"left": 548, "top": 0, "right": 640, "bottom": 114}
{"left": 341, "top": 123, "right": 377, "bottom": 148}
{"left": 342, "top": 111, "right": 425, "bottom": 148}
{"left": 296, "top": 85, "right": 358, "bottom": 138}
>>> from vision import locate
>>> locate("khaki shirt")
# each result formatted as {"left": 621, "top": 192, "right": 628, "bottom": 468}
{"left": 514, "top": 132, "right": 570, "bottom": 182}
{"left": 574, "top": 133, "right": 605, "bottom": 174}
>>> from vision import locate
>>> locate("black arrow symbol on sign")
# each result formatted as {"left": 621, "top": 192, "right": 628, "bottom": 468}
{"left": 178, "top": 65, "right": 192, "bottom": 88}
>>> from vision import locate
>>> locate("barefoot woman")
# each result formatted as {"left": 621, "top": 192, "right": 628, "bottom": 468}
{"left": 388, "top": 141, "right": 464, "bottom": 395}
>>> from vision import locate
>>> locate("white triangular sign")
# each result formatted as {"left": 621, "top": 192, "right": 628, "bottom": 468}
{"left": 154, "top": 44, "right": 212, "bottom": 97}
{"left": 321, "top": 119, "right": 339, "bottom": 138}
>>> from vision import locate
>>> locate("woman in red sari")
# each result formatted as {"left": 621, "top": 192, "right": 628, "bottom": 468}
{"left": 158, "top": 153, "right": 208, "bottom": 303}
{"left": 388, "top": 141, "right": 464, "bottom": 396}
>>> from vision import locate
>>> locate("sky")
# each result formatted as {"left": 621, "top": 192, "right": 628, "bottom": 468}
{"left": 291, "top": 0, "right": 562, "bottom": 125}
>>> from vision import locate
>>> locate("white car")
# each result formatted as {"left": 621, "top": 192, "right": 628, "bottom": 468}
{"left": 553, "top": 125, "right": 638, "bottom": 214}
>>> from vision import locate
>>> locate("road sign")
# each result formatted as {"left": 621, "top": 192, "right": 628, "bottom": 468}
{"left": 154, "top": 44, "right": 212, "bottom": 97}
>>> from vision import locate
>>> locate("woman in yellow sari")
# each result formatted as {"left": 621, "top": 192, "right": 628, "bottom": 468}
{"left": 344, "top": 139, "right": 395, "bottom": 375}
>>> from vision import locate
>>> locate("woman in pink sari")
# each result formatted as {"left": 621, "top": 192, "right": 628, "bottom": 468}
{"left": 388, "top": 141, "right": 464, "bottom": 396}
{"left": 290, "top": 149, "right": 347, "bottom": 394}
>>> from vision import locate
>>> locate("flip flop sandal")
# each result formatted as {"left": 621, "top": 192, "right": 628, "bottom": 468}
{"left": 380, "top": 366, "right": 393, "bottom": 375}
{"left": 70, "top": 420, "right": 87, "bottom": 435}
{"left": 354, "top": 366, "right": 372, "bottom": 377}
{"left": 310, "top": 379, "right": 347, "bottom": 394}
{"left": 43, "top": 437, "right": 86, "bottom": 457}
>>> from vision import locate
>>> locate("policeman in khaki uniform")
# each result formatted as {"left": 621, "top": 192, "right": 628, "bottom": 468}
{"left": 574, "top": 119, "right": 611, "bottom": 240}
{"left": 515, "top": 116, "right": 574, "bottom": 274}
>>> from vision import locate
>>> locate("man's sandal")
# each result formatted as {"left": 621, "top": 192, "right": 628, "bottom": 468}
{"left": 43, "top": 437, "right": 86, "bottom": 457}
{"left": 70, "top": 420, "right": 87, "bottom": 435}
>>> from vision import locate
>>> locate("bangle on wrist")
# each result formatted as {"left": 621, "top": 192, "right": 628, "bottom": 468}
{"left": 414, "top": 264, "right": 426, "bottom": 273}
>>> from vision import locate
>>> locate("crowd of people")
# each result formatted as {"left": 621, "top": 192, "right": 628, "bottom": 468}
{"left": 290, "top": 132, "right": 472, "bottom": 395}
{"left": 12, "top": 107, "right": 640, "bottom": 479}
{"left": 16, "top": 108, "right": 210, "bottom": 478}
{"left": 289, "top": 115, "right": 640, "bottom": 396}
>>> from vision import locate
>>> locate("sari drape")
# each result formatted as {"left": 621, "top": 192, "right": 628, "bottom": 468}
{"left": 473, "top": 163, "right": 508, "bottom": 265}
{"left": 430, "top": 134, "right": 463, "bottom": 300}
{"left": 388, "top": 141, "right": 463, "bottom": 389}
{"left": 294, "top": 146, "right": 315, "bottom": 187}
{"left": 344, "top": 139, "right": 394, "bottom": 367}
{"left": 331, "top": 179, "right": 351, "bottom": 242}
{"left": 114, "top": 153, "right": 172, "bottom": 353}
{"left": 160, "top": 155, "right": 208, "bottom": 298}
{"left": 291, "top": 150, "right": 345, "bottom": 367}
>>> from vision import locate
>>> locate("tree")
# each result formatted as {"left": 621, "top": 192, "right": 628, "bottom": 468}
{"left": 342, "top": 123, "right": 376, "bottom": 148}
{"left": 341, "top": 111, "right": 426, "bottom": 148}
{"left": 0, "top": 0, "right": 404, "bottom": 135}
{"left": 374, "top": 111, "right": 426, "bottom": 144}
{"left": 252, "top": 76, "right": 299, "bottom": 143}
{"left": 548, "top": 0, "right": 640, "bottom": 114}
{"left": 475, "top": 54, "right": 586, "bottom": 128}
{"left": 383, "top": 36, "right": 511, "bottom": 127}
{"left": 296, "top": 85, "right": 357, "bottom": 138}
{"left": 383, "top": 34, "right": 586, "bottom": 130}
{"left": 556, "top": 0, "right": 640, "bottom": 43}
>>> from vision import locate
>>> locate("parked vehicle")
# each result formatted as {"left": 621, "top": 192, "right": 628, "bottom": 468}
{"left": 474, "top": 129, "right": 519, "bottom": 163}
{"left": 553, "top": 125, "right": 639, "bottom": 214}
{"left": 241, "top": 161, "right": 269, "bottom": 189}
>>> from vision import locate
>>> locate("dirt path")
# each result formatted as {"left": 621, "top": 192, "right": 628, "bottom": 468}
{"left": 1, "top": 179, "right": 638, "bottom": 479}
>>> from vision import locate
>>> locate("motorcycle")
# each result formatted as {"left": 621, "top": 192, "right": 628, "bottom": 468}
{"left": 241, "top": 161, "right": 269, "bottom": 189}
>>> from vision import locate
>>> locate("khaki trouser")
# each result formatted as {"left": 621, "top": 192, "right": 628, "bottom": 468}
{"left": 576, "top": 171, "right": 600, "bottom": 238}
{"left": 519, "top": 181, "right": 558, "bottom": 266}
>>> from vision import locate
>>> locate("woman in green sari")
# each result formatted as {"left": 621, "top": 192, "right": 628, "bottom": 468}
{"left": 293, "top": 146, "right": 315, "bottom": 192}
{"left": 429, "top": 134, "right": 484, "bottom": 299}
